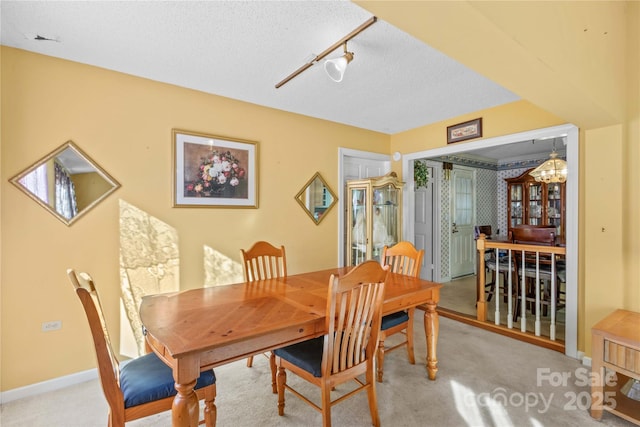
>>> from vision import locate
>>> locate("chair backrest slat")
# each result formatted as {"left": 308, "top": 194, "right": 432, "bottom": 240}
{"left": 241, "top": 241, "right": 287, "bottom": 281}
{"left": 380, "top": 241, "right": 424, "bottom": 278}
{"left": 324, "top": 261, "right": 387, "bottom": 376}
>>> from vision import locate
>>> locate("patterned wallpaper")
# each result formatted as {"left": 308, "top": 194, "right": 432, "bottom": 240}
{"left": 440, "top": 178, "right": 451, "bottom": 278}
{"left": 476, "top": 168, "right": 498, "bottom": 230}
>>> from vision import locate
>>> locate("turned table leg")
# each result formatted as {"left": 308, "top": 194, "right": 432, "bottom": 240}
{"left": 423, "top": 301, "right": 439, "bottom": 380}
{"left": 172, "top": 379, "right": 199, "bottom": 427}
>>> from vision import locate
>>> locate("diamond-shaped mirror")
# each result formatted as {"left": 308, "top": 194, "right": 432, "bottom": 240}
{"left": 9, "top": 141, "right": 121, "bottom": 226}
{"left": 295, "top": 172, "right": 337, "bottom": 225}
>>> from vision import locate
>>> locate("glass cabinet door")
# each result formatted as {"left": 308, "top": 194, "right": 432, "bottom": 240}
{"left": 509, "top": 183, "right": 523, "bottom": 228}
{"left": 372, "top": 184, "right": 399, "bottom": 261}
{"left": 547, "top": 183, "right": 562, "bottom": 236}
{"left": 349, "top": 187, "right": 367, "bottom": 265}
{"left": 527, "top": 182, "right": 543, "bottom": 225}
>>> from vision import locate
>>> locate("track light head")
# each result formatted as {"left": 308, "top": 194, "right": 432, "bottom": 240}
{"left": 324, "top": 44, "right": 354, "bottom": 82}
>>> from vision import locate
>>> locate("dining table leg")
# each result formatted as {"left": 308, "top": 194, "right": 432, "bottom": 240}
{"left": 172, "top": 379, "right": 199, "bottom": 426}
{"left": 423, "top": 300, "right": 439, "bottom": 380}
{"left": 172, "top": 358, "right": 201, "bottom": 427}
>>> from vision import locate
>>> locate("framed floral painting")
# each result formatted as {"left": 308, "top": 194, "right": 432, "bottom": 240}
{"left": 173, "top": 129, "right": 258, "bottom": 208}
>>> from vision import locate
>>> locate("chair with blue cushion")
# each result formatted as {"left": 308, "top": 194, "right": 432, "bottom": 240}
{"left": 67, "top": 269, "right": 216, "bottom": 427}
{"left": 274, "top": 260, "right": 388, "bottom": 427}
{"left": 377, "top": 241, "right": 424, "bottom": 382}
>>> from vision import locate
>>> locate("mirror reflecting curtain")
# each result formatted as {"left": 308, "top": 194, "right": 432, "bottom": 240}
{"left": 295, "top": 172, "right": 337, "bottom": 225}
{"left": 9, "top": 141, "right": 121, "bottom": 225}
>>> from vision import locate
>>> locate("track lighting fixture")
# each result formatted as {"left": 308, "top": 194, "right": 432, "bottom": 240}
{"left": 275, "top": 16, "right": 377, "bottom": 89}
{"left": 324, "top": 43, "right": 354, "bottom": 82}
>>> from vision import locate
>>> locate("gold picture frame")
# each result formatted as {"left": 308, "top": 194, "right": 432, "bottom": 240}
{"left": 173, "top": 129, "right": 258, "bottom": 208}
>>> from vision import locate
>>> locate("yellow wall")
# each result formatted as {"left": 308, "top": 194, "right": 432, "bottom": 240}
{"left": 584, "top": 125, "right": 625, "bottom": 328}
{"left": 359, "top": 0, "right": 639, "bottom": 355}
{"left": 0, "top": 47, "right": 389, "bottom": 390}
{"left": 624, "top": 1, "right": 640, "bottom": 313}
{"left": 390, "top": 100, "right": 564, "bottom": 154}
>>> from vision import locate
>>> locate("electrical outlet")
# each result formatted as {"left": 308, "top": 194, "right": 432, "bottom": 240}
{"left": 42, "top": 320, "right": 62, "bottom": 332}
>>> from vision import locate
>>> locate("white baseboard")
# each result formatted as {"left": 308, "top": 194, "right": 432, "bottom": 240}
{"left": 0, "top": 369, "right": 97, "bottom": 404}
{"left": 575, "top": 350, "right": 592, "bottom": 367}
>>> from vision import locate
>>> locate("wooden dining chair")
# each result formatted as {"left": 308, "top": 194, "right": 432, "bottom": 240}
{"left": 509, "top": 226, "right": 561, "bottom": 318}
{"left": 240, "top": 240, "right": 287, "bottom": 390}
{"left": 377, "top": 241, "right": 424, "bottom": 382}
{"left": 241, "top": 240, "right": 287, "bottom": 282}
{"left": 274, "top": 260, "right": 388, "bottom": 427}
{"left": 475, "top": 225, "right": 509, "bottom": 301}
{"left": 67, "top": 269, "right": 217, "bottom": 427}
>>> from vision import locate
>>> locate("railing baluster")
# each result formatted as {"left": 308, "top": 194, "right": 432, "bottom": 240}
{"left": 495, "top": 247, "right": 500, "bottom": 325}
{"left": 507, "top": 249, "right": 513, "bottom": 329}
{"left": 535, "top": 252, "right": 541, "bottom": 336}
{"left": 520, "top": 250, "right": 527, "bottom": 333}
{"left": 550, "top": 255, "right": 556, "bottom": 341}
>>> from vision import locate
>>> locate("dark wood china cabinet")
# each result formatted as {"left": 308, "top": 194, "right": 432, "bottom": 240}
{"left": 505, "top": 168, "right": 565, "bottom": 238}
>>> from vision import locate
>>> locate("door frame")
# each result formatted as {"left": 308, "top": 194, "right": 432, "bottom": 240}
{"left": 401, "top": 124, "right": 579, "bottom": 358}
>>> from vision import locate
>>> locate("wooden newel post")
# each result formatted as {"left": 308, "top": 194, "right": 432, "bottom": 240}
{"left": 476, "top": 234, "right": 487, "bottom": 321}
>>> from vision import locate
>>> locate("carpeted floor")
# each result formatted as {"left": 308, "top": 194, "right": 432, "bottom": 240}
{"left": 0, "top": 316, "right": 633, "bottom": 427}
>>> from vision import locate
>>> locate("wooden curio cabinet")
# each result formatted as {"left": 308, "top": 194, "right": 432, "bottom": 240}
{"left": 345, "top": 172, "right": 404, "bottom": 266}
{"left": 505, "top": 168, "right": 565, "bottom": 238}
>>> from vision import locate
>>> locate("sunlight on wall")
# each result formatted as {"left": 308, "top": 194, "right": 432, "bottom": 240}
{"left": 203, "top": 245, "right": 243, "bottom": 287}
{"left": 119, "top": 200, "right": 179, "bottom": 357}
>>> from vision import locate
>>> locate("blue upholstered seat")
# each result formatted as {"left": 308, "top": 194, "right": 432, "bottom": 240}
{"left": 273, "top": 317, "right": 407, "bottom": 378}
{"left": 273, "top": 337, "right": 324, "bottom": 377}
{"left": 381, "top": 311, "right": 409, "bottom": 331}
{"left": 120, "top": 353, "right": 216, "bottom": 408}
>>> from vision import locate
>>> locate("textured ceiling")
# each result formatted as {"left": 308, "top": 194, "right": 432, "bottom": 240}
{"left": 1, "top": 0, "right": 520, "bottom": 135}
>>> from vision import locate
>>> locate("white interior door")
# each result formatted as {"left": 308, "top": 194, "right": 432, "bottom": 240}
{"left": 450, "top": 168, "right": 475, "bottom": 278}
{"left": 414, "top": 165, "right": 434, "bottom": 281}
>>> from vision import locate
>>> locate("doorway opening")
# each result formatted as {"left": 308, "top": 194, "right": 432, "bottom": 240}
{"left": 401, "top": 124, "right": 579, "bottom": 358}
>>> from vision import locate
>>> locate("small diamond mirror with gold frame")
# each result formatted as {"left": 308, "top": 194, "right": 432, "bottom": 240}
{"left": 295, "top": 172, "right": 337, "bottom": 225}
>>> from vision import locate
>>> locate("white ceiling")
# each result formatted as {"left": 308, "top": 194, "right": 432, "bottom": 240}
{"left": 1, "top": 1, "right": 564, "bottom": 160}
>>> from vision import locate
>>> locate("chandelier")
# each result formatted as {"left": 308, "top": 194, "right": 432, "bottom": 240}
{"left": 529, "top": 148, "right": 567, "bottom": 183}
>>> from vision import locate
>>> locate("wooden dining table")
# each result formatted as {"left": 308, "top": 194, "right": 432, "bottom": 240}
{"left": 139, "top": 267, "right": 442, "bottom": 427}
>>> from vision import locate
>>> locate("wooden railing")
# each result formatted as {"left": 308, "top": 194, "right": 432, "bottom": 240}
{"left": 476, "top": 234, "right": 566, "bottom": 342}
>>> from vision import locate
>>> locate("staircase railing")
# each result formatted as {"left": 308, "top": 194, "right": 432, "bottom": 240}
{"left": 476, "top": 234, "right": 566, "bottom": 341}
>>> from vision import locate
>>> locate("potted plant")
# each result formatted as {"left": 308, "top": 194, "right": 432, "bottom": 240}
{"left": 414, "top": 160, "right": 429, "bottom": 189}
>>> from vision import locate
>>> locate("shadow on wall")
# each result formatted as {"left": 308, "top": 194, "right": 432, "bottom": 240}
{"left": 117, "top": 200, "right": 244, "bottom": 358}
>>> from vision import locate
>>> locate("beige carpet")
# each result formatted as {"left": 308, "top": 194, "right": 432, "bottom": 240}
{"left": 0, "top": 316, "right": 633, "bottom": 427}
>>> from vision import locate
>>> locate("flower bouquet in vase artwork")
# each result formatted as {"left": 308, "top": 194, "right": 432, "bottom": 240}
{"left": 186, "top": 150, "right": 246, "bottom": 198}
